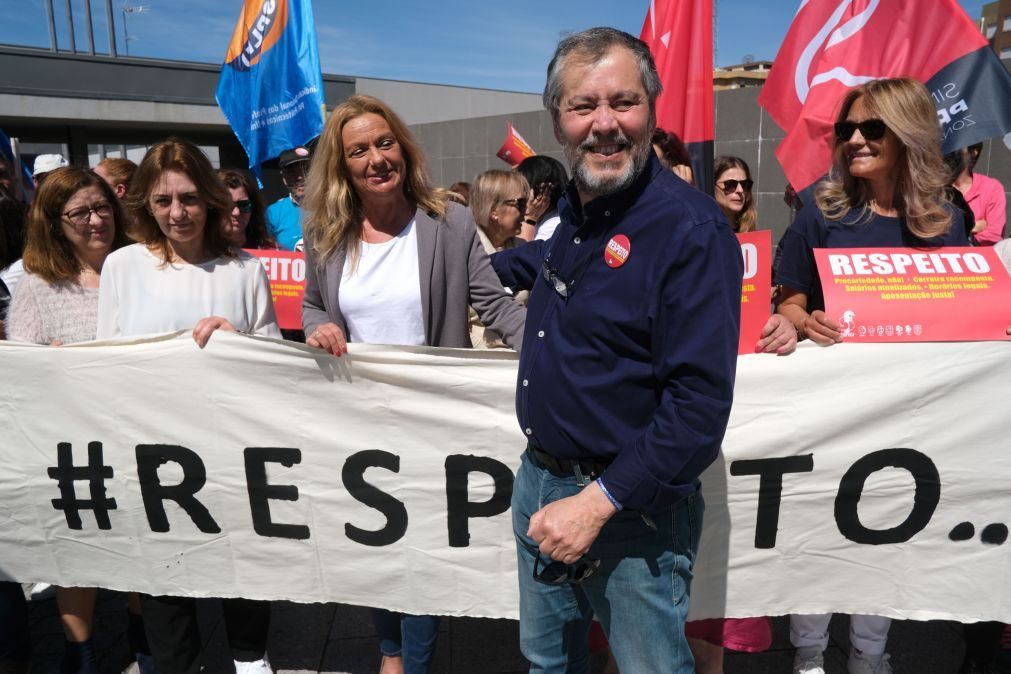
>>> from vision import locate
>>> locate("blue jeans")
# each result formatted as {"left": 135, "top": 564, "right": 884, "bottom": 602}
{"left": 372, "top": 608, "right": 439, "bottom": 673}
{"left": 513, "top": 451, "right": 703, "bottom": 674}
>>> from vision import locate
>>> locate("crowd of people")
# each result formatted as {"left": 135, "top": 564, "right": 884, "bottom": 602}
{"left": 0, "top": 23, "right": 1008, "bottom": 674}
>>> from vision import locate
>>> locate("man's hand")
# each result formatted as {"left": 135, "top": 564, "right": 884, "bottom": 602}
{"left": 755, "top": 314, "right": 797, "bottom": 355}
{"left": 804, "top": 310, "right": 843, "bottom": 346}
{"left": 528, "top": 481, "right": 617, "bottom": 564}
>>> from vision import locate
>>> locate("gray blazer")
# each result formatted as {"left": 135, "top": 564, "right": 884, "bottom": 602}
{"left": 302, "top": 202, "right": 526, "bottom": 351}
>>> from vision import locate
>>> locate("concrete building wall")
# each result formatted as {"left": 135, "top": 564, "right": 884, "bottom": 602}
{"left": 354, "top": 77, "right": 544, "bottom": 126}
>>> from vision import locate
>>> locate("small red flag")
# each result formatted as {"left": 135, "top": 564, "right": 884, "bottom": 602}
{"left": 641, "top": 0, "right": 714, "bottom": 191}
{"left": 759, "top": 0, "right": 1001, "bottom": 192}
{"left": 495, "top": 123, "right": 536, "bottom": 167}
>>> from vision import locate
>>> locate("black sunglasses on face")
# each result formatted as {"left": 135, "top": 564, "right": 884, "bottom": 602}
{"left": 234, "top": 199, "right": 254, "bottom": 213}
{"left": 501, "top": 198, "right": 528, "bottom": 212}
{"left": 716, "top": 179, "right": 753, "bottom": 194}
{"left": 834, "top": 118, "right": 888, "bottom": 142}
{"left": 532, "top": 552, "right": 601, "bottom": 586}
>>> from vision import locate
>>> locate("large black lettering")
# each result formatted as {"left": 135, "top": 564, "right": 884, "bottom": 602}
{"left": 135, "top": 444, "right": 220, "bottom": 533}
{"left": 445, "top": 455, "right": 514, "bottom": 547}
{"left": 729, "top": 455, "right": 814, "bottom": 548}
{"left": 244, "top": 447, "right": 310, "bottom": 540}
{"left": 342, "top": 450, "right": 407, "bottom": 547}
{"left": 835, "top": 448, "right": 940, "bottom": 545}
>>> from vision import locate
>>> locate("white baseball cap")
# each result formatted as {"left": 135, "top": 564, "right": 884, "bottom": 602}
{"left": 33, "top": 154, "right": 69, "bottom": 176}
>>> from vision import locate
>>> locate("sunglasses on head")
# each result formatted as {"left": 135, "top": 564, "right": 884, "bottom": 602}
{"left": 234, "top": 199, "right": 254, "bottom": 213}
{"left": 716, "top": 179, "right": 753, "bottom": 194}
{"left": 834, "top": 119, "right": 888, "bottom": 142}
{"left": 532, "top": 552, "right": 601, "bottom": 586}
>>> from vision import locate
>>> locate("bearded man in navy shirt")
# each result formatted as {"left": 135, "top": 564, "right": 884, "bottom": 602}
{"left": 491, "top": 27, "right": 743, "bottom": 673}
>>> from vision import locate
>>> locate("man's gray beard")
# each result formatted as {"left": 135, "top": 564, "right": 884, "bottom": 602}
{"left": 566, "top": 134, "right": 652, "bottom": 200}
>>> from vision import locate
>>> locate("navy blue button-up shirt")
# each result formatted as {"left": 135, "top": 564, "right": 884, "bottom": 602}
{"left": 491, "top": 154, "right": 743, "bottom": 513}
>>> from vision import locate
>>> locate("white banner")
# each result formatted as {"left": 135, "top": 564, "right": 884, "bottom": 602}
{"left": 2, "top": 333, "right": 1010, "bottom": 623}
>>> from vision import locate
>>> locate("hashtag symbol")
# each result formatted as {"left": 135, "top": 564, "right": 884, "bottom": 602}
{"left": 47, "top": 441, "right": 117, "bottom": 530}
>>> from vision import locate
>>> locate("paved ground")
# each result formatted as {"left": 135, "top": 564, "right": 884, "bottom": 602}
{"left": 25, "top": 588, "right": 974, "bottom": 673}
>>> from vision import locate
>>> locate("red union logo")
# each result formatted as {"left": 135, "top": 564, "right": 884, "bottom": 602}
{"left": 794, "top": 0, "right": 882, "bottom": 104}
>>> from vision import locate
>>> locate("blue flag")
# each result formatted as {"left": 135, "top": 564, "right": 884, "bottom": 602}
{"left": 215, "top": 0, "right": 325, "bottom": 176}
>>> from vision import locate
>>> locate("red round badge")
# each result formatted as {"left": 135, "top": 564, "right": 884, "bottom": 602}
{"left": 604, "top": 234, "right": 631, "bottom": 268}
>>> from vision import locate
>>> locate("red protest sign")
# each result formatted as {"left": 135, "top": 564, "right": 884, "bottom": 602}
{"left": 738, "top": 230, "right": 772, "bottom": 355}
{"left": 245, "top": 249, "right": 306, "bottom": 331}
{"left": 814, "top": 247, "right": 1011, "bottom": 342}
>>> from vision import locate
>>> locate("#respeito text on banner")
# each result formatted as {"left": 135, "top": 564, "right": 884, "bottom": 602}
{"left": 216, "top": 0, "right": 326, "bottom": 175}
{"left": 759, "top": 0, "right": 1011, "bottom": 192}
{"left": 640, "top": 0, "right": 714, "bottom": 193}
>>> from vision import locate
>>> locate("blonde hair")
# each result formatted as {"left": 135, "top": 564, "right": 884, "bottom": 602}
{"left": 303, "top": 94, "right": 447, "bottom": 263}
{"left": 469, "top": 170, "right": 530, "bottom": 229}
{"left": 816, "top": 77, "right": 952, "bottom": 239}
{"left": 714, "top": 155, "right": 756, "bottom": 233}
{"left": 126, "top": 138, "right": 234, "bottom": 262}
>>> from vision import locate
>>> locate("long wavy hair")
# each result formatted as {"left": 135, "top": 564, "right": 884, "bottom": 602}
{"left": 816, "top": 78, "right": 952, "bottom": 238}
{"left": 714, "top": 155, "right": 757, "bottom": 233}
{"left": 217, "top": 169, "right": 275, "bottom": 249}
{"left": 23, "top": 167, "right": 130, "bottom": 283}
{"left": 303, "top": 94, "right": 447, "bottom": 264}
{"left": 126, "top": 138, "right": 233, "bottom": 262}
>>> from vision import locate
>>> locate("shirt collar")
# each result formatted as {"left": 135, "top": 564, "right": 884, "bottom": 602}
{"left": 559, "top": 152, "right": 663, "bottom": 229}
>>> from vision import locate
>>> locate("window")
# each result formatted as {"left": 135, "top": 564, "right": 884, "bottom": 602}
{"left": 1003, "top": 15, "right": 1011, "bottom": 31}
{"left": 987, "top": 23, "right": 997, "bottom": 38}
{"left": 1001, "top": 47, "right": 1011, "bottom": 60}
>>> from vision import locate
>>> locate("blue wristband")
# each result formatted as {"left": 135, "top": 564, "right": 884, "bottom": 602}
{"left": 596, "top": 477, "right": 623, "bottom": 511}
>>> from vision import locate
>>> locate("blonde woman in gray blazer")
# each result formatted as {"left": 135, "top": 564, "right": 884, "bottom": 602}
{"left": 299, "top": 94, "right": 525, "bottom": 674}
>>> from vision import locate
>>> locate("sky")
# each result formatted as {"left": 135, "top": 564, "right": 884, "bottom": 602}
{"left": 0, "top": 0, "right": 988, "bottom": 93}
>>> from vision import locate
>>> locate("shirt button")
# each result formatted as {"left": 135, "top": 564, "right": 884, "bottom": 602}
{"left": 604, "top": 210, "right": 611, "bottom": 217}
{"left": 525, "top": 428, "right": 532, "bottom": 435}
{"left": 537, "top": 330, "right": 545, "bottom": 338}
{"left": 522, "top": 379, "right": 529, "bottom": 387}
{"left": 574, "top": 236, "right": 581, "bottom": 244}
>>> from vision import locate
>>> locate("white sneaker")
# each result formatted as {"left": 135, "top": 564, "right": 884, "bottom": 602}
{"left": 794, "top": 648, "right": 826, "bottom": 674}
{"left": 234, "top": 656, "right": 273, "bottom": 674}
{"left": 848, "top": 649, "right": 893, "bottom": 674}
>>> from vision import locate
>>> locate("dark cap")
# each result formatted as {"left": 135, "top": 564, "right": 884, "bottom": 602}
{"left": 279, "top": 146, "right": 311, "bottom": 168}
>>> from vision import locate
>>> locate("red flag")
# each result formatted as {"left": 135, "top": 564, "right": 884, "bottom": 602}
{"left": 641, "top": 0, "right": 714, "bottom": 190}
{"left": 495, "top": 123, "right": 536, "bottom": 167}
{"left": 759, "top": 0, "right": 999, "bottom": 191}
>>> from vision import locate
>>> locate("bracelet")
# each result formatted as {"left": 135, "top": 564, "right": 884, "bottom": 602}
{"left": 596, "top": 477, "right": 623, "bottom": 511}
{"left": 522, "top": 217, "right": 538, "bottom": 226}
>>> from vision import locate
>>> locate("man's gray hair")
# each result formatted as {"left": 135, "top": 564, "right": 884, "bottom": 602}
{"left": 542, "top": 27, "right": 662, "bottom": 125}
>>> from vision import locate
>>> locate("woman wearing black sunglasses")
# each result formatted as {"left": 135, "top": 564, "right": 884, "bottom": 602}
{"left": 713, "top": 156, "right": 757, "bottom": 233}
{"left": 776, "top": 77, "right": 967, "bottom": 350}
{"left": 217, "top": 169, "right": 277, "bottom": 249}
{"left": 775, "top": 78, "right": 968, "bottom": 674}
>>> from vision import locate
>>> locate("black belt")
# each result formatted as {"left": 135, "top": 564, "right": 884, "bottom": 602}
{"left": 528, "top": 446, "right": 612, "bottom": 480}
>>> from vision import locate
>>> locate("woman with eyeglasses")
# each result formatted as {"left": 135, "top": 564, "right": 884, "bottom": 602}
{"left": 301, "top": 94, "right": 526, "bottom": 674}
{"left": 217, "top": 169, "right": 278, "bottom": 249}
{"left": 6, "top": 167, "right": 148, "bottom": 674}
{"left": 713, "top": 156, "right": 756, "bottom": 233}
{"left": 775, "top": 78, "right": 967, "bottom": 674}
{"left": 97, "top": 138, "right": 279, "bottom": 674}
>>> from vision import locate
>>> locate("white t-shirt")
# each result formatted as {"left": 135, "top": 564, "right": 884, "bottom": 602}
{"left": 340, "top": 219, "right": 425, "bottom": 346}
{"left": 535, "top": 212, "right": 561, "bottom": 241}
{"left": 96, "top": 244, "right": 280, "bottom": 339}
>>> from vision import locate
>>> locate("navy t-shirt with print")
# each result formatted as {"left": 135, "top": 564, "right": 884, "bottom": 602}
{"left": 775, "top": 203, "right": 968, "bottom": 312}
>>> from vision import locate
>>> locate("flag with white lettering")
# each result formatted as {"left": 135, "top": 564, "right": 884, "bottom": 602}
{"left": 215, "top": 0, "right": 326, "bottom": 177}
{"left": 759, "top": 0, "right": 1011, "bottom": 191}
{"left": 641, "top": 0, "right": 714, "bottom": 193}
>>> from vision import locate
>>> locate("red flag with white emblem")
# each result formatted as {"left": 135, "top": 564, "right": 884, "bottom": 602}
{"left": 760, "top": 0, "right": 1011, "bottom": 192}
{"left": 640, "top": 0, "right": 714, "bottom": 192}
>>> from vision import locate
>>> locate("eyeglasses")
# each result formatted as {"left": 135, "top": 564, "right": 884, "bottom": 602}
{"left": 533, "top": 552, "right": 601, "bottom": 586}
{"left": 542, "top": 259, "right": 573, "bottom": 300}
{"left": 234, "top": 199, "right": 254, "bottom": 213}
{"left": 501, "top": 198, "right": 528, "bottom": 212}
{"left": 716, "top": 179, "right": 753, "bottom": 194}
{"left": 63, "top": 202, "right": 113, "bottom": 227}
{"left": 834, "top": 119, "right": 888, "bottom": 142}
